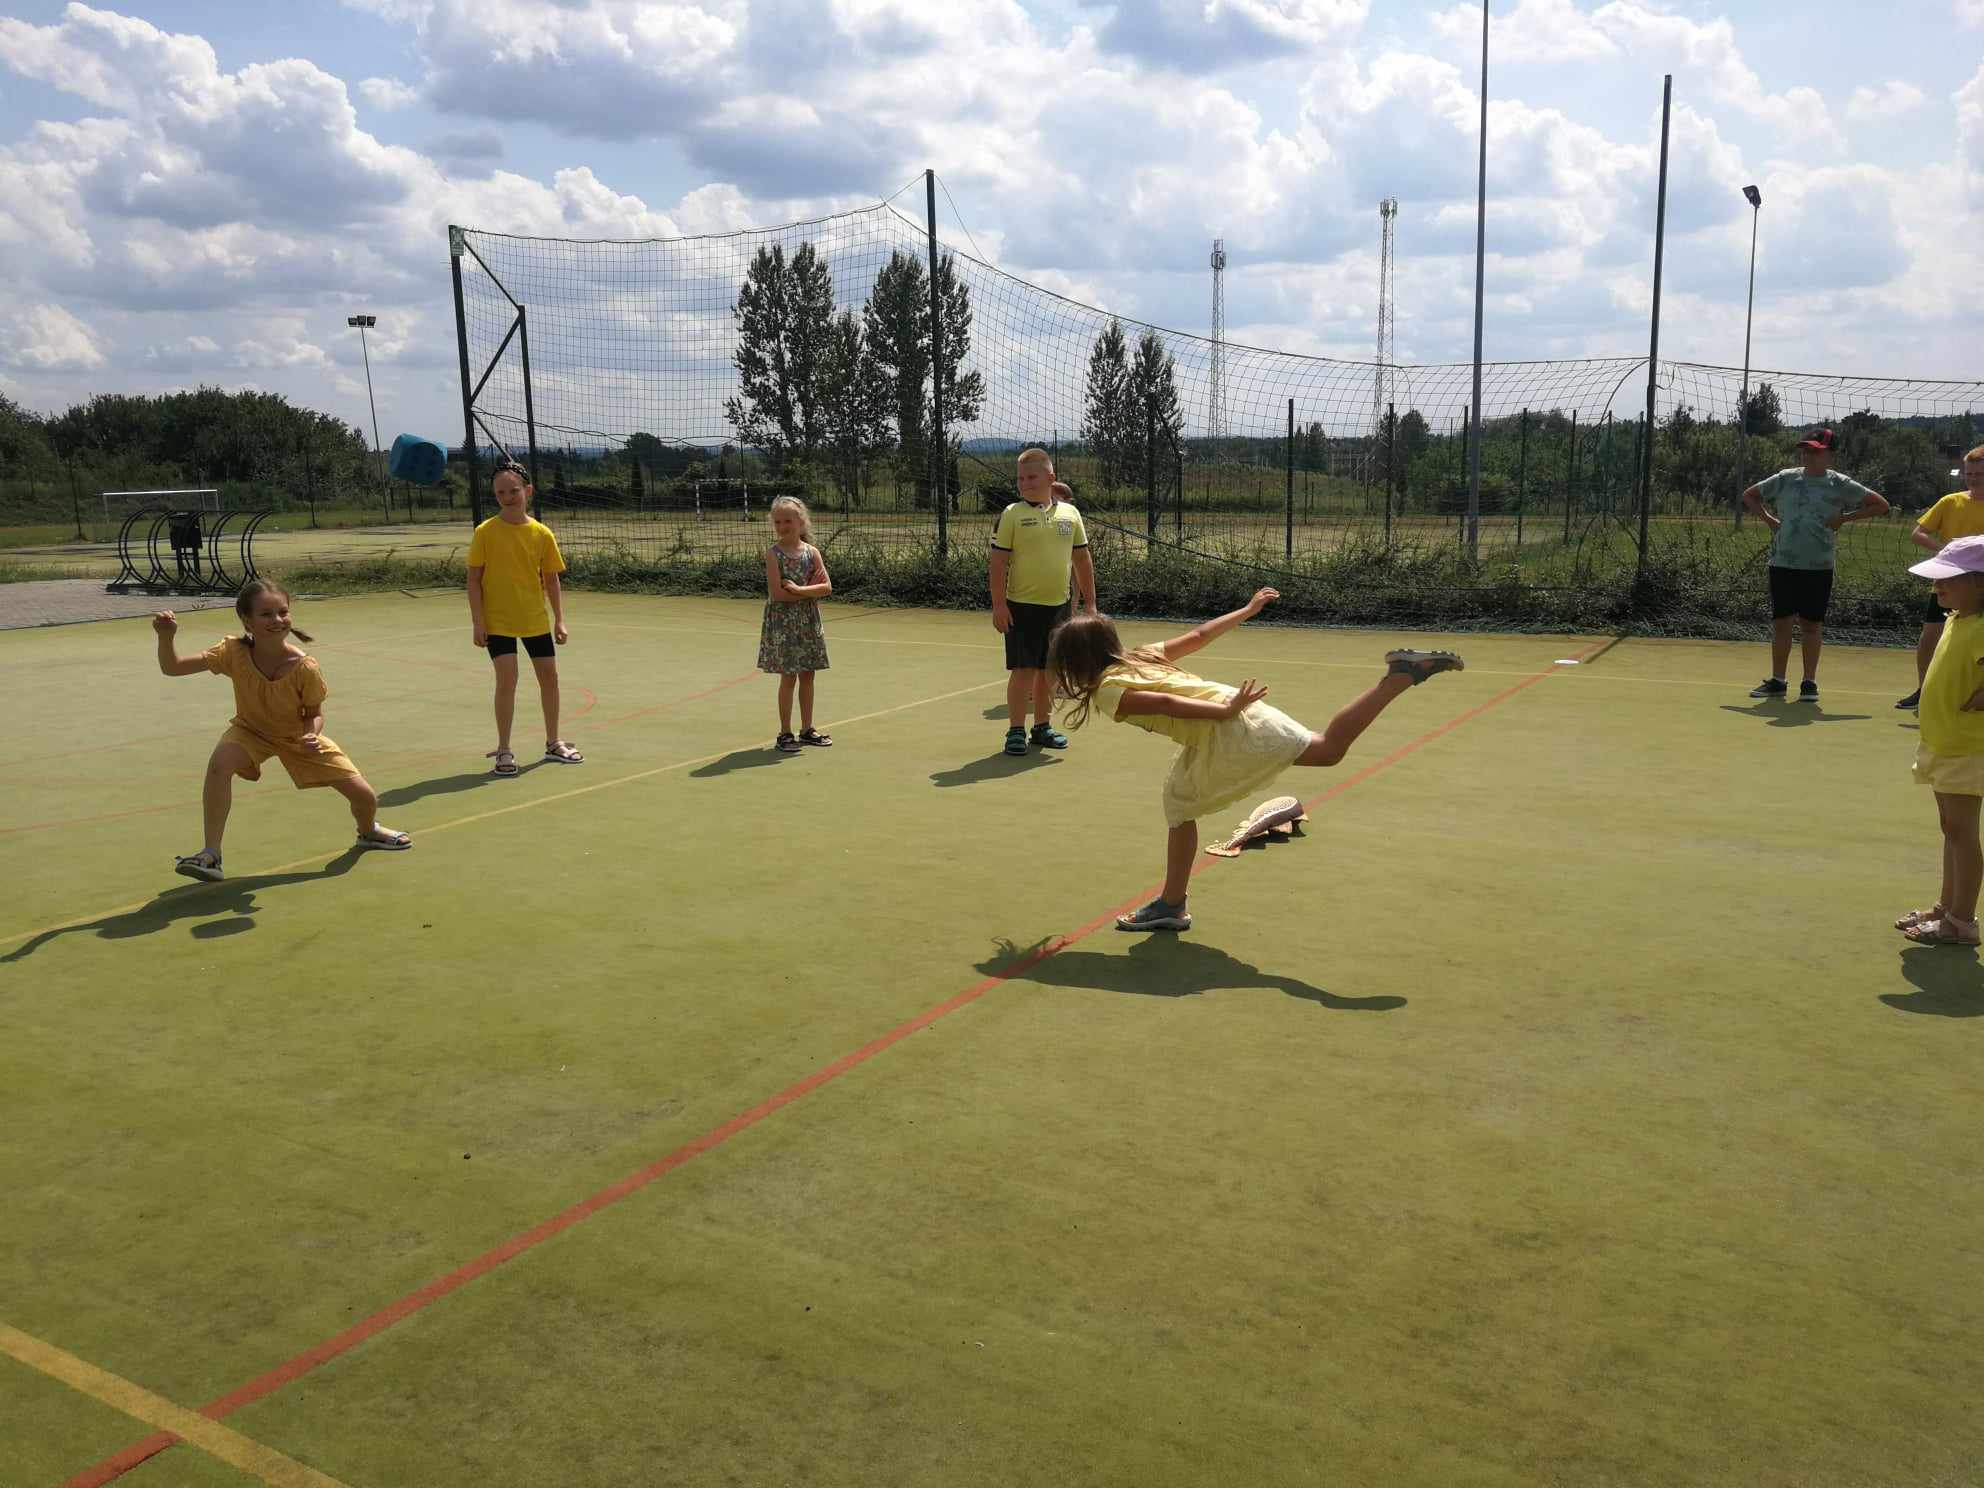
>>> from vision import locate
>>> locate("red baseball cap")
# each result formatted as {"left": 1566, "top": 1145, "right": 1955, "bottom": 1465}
{"left": 1795, "top": 428, "right": 1838, "bottom": 452}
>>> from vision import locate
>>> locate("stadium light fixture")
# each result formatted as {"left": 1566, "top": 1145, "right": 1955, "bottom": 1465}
{"left": 1736, "top": 186, "right": 1762, "bottom": 525}
{"left": 346, "top": 314, "right": 387, "bottom": 516}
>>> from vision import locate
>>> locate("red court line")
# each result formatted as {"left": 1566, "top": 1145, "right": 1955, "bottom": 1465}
{"left": 53, "top": 641, "right": 1597, "bottom": 1488}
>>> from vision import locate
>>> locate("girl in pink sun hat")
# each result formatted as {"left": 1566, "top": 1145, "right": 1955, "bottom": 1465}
{"left": 1897, "top": 533, "right": 1984, "bottom": 945}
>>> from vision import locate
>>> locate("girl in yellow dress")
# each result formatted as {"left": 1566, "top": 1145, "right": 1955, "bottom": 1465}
{"left": 1049, "top": 587, "right": 1461, "bottom": 931}
{"left": 152, "top": 580, "right": 409, "bottom": 882}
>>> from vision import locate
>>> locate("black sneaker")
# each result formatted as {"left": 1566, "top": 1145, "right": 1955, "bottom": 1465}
{"left": 1749, "top": 678, "right": 1787, "bottom": 699}
{"left": 1896, "top": 689, "right": 1921, "bottom": 711}
{"left": 1798, "top": 680, "right": 1819, "bottom": 703}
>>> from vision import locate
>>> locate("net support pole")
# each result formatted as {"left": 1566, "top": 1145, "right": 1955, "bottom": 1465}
{"left": 1465, "top": 0, "right": 1490, "bottom": 563}
{"left": 924, "top": 170, "right": 948, "bottom": 559}
{"left": 1384, "top": 401, "right": 1396, "bottom": 549}
{"left": 1516, "top": 408, "right": 1529, "bottom": 551}
{"left": 1736, "top": 197, "right": 1759, "bottom": 531}
{"left": 1638, "top": 75, "right": 1673, "bottom": 599}
{"left": 1285, "top": 399, "right": 1295, "bottom": 561}
{"left": 1565, "top": 409, "right": 1577, "bottom": 544}
{"left": 517, "top": 303, "right": 542, "bottom": 521}
{"left": 1145, "top": 399, "right": 1157, "bottom": 540}
{"left": 449, "top": 226, "right": 483, "bottom": 526}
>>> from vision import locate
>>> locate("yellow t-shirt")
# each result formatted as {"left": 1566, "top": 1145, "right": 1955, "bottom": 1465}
{"left": 990, "top": 498, "right": 1087, "bottom": 606}
{"left": 1093, "top": 662, "right": 1233, "bottom": 747}
{"left": 468, "top": 516, "right": 565, "bottom": 636}
{"left": 1920, "top": 613, "right": 1984, "bottom": 757}
{"left": 1918, "top": 492, "right": 1984, "bottom": 543}
{"left": 202, "top": 639, "right": 327, "bottom": 742}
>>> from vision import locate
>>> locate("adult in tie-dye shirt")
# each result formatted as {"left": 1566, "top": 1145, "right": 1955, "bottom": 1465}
{"left": 1741, "top": 428, "right": 1890, "bottom": 703}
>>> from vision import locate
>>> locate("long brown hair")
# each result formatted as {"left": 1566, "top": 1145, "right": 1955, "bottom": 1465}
{"left": 1046, "top": 612, "right": 1173, "bottom": 730}
{"left": 236, "top": 579, "right": 313, "bottom": 644}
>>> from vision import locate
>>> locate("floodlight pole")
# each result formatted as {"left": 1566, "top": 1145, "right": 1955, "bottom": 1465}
{"left": 1638, "top": 76, "right": 1673, "bottom": 596}
{"left": 1736, "top": 184, "right": 1762, "bottom": 529}
{"left": 348, "top": 313, "right": 387, "bottom": 522}
{"left": 1465, "top": 0, "right": 1489, "bottom": 561}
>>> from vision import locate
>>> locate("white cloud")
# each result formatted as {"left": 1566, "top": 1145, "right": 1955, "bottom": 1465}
{"left": 1960, "top": 0, "right": 1984, "bottom": 26}
{"left": 1430, "top": 0, "right": 1617, "bottom": 64}
{"left": 1847, "top": 81, "right": 1927, "bottom": 122}
{"left": 358, "top": 76, "right": 420, "bottom": 110}
{"left": 3, "top": 304, "right": 106, "bottom": 369}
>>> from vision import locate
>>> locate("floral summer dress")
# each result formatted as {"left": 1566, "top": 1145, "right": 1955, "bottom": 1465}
{"left": 758, "top": 543, "right": 830, "bottom": 674}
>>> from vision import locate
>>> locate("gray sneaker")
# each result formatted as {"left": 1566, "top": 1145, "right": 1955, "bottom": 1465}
{"left": 1385, "top": 649, "right": 1465, "bottom": 684}
{"left": 1116, "top": 898, "right": 1192, "bottom": 932}
{"left": 1749, "top": 677, "right": 1788, "bottom": 699}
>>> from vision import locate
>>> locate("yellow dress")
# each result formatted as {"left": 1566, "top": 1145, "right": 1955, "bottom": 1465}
{"left": 1094, "top": 662, "right": 1314, "bottom": 827}
{"left": 203, "top": 639, "right": 359, "bottom": 789}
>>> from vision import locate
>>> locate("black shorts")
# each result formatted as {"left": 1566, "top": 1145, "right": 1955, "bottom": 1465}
{"left": 1768, "top": 567, "right": 1834, "bottom": 623}
{"left": 487, "top": 631, "right": 556, "bottom": 659}
{"left": 1004, "top": 600, "right": 1071, "bottom": 671}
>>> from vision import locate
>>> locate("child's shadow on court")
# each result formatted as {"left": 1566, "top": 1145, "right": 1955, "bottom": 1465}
{"left": 1, "top": 849, "right": 366, "bottom": 966}
{"left": 377, "top": 762, "right": 544, "bottom": 808}
{"left": 1717, "top": 703, "right": 1872, "bottom": 727}
{"left": 976, "top": 936, "right": 1404, "bottom": 1011}
{"left": 1880, "top": 946, "right": 1984, "bottom": 1017}
{"left": 931, "top": 752, "right": 1060, "bottom": 788}
{"left": 691, "top": 748, "right": 794, "bottom": 779}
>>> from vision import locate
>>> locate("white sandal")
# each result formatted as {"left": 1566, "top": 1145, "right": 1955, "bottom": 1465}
{"left": 357, "top": 825, "right": 412, "bottom": 851}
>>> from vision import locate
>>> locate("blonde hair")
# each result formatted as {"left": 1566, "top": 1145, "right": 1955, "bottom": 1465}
{"left": 1017, "top": 447, "right": 1053, "bottom": 468}
{"left": 1965, "top": 444, "right": 1984, "bottom": 466}
{"left": 1046, "top": 612, "right": 1175, "bottom": 731}
{"left": 769, "top": 495, "right": 813, "bottom": 541}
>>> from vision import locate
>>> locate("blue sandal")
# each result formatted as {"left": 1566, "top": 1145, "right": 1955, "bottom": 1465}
{"left": 1030, "top": 722, "right": 1069, "bottom": 749}
{"left": 1003, "top": 726, "right": 1028, "bottom": 756}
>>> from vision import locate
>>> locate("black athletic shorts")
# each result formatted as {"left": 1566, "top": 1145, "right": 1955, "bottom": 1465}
{"left": 1768, "top": 566, "right": 1834, "bottom": 623}
{"left": 1004, "top": 599, "right": 1071, "bottom": 671}
{"left": 487, "top": 631, "right": 556, "bottom": 659}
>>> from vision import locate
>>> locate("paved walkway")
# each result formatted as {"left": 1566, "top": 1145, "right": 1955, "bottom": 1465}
{"left": 0, "top": 581, "right": 235, "bottom": 631}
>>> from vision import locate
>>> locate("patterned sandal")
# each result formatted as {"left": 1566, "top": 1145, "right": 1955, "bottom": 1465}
{"left": 797, "top": 728, "right": 833, "bottom": 747}
{"left": 1902, "top": 915, "right": 1981, "bottom": 947}
{"left": 776, "top": 731, "right": 802, "bottom": 754}
{"left": 173, "top": 849, "right": 223, "bottom": 883}
{"left": 1895, "top": 906, "right": 1945, "bottom": 931}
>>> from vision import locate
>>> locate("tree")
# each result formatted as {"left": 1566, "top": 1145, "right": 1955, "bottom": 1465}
{"left": 861, "top": 249, "right": 984, "bottom": 507}
{"left": 1736, "top": 381, "right": 1782, "bottom": 437}
{"left": 725, "top": 242, "right": 836, "bottom": 470}
{"left": 1082, "top": 319, "right": 1132, "bottom": 488}
{"left": 1125, "top": 329, "right": 1184, "bottom": 491}
{"left": 863, "top": 251, "right": 932, "bottom": 503}
{"left": 1397, "top": 408, "right": 1431, "bottom": 464}
{"left": 817, "top": 310, "right": 892, "bottom": 502}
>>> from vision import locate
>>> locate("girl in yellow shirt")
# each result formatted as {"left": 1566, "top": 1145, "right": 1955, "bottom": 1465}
{"left": 152, "top": 580, "right": 410, "bottom": 882}
{"left": 1897, "top": 535, "right": 1984, "bottom": 945}
{"left": 1049, "top": 588, "right": 1462, "bottom": 931}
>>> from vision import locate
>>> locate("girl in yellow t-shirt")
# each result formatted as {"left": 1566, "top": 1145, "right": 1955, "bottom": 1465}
{"left": 152, "top": 580, "right": 409, "bottom": 882}
{"left": 1897, "top": 535, "right": 1984, "bottom": 945}
{"left": 1048, "top": 587, "right": 1462, "bottom": 931}
{"left": 1898, "top": 445, "right": 1984, "bottom": 709}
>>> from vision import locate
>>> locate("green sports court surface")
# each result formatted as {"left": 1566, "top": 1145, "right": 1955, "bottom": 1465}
{"left": 2, "top": 592, "right": 1979, "bottom": 1487}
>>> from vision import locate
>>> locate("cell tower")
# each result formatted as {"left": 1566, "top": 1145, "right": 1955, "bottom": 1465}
{"left": 1208, "top": 238, "right": 1227, "bottom": 444}
{"left": 1375, "top": 198, "right": 1399, "bottom": 443}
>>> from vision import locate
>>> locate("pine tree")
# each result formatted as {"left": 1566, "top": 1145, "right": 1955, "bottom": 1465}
{"left": 1083, "top": 320, "right": 1132, "bottom": 488}
{"left": 818, "top": 310, "right": 893, "bottom": 502}
{"left": 725, "top": 242, "right": 836, "bottom": 470}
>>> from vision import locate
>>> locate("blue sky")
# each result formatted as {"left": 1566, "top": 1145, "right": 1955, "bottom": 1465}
{"left": 1, "top": 0, "right": 1980, "bottom": 443}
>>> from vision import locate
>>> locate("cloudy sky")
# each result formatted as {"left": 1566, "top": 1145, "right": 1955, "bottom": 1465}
{"left": 1, "top": 0, "right": 1980, "bottom": 445}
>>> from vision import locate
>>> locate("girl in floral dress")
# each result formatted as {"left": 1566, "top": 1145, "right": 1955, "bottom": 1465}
{"left": 758, "top": 496, "right": 834, "bottom": 753}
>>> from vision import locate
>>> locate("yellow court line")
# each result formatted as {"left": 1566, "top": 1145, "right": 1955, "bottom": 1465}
{"left": 0, "top": 1323, "right": 351, "bottom": 1488}
{"left": 0, "top": 679, "right": 1000, "bottom": 950}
